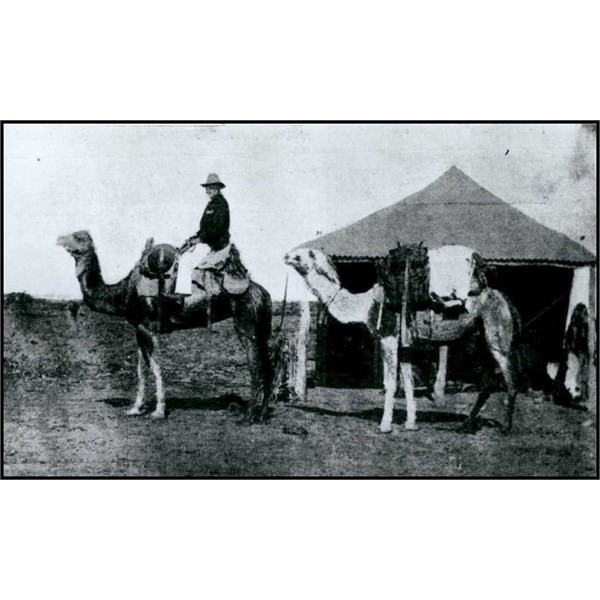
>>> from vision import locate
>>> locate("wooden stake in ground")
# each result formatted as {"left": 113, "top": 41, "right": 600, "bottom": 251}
{"left": 291, "top": 301, "right": 311, "bottom": 401}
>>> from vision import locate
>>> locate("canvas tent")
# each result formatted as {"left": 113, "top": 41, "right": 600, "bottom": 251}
{"left": 294, "top": 166, "right": 596, "bottom": 389}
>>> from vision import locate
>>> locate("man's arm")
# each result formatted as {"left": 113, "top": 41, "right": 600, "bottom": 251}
{"left": 179, "top": 234, "right": 201, "bottom": 253}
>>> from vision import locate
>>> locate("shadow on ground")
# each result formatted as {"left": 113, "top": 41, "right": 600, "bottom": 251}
{"left": 101, "top": 393, "right": 246, "bottom": 411}
{"left": 288, "top": 403, "right": 507, "bottom": 432}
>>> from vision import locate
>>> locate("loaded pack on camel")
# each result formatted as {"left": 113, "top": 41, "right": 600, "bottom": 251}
{"left": 285, "top": 245, "right": 519, "bottom": 434}
{"left": 376, "top": 242, "right": 489, "bottom": 343}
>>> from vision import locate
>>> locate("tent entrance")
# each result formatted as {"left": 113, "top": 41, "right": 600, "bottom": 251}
{"left": 487, "top": 264, "right": 573, "bottom": 361}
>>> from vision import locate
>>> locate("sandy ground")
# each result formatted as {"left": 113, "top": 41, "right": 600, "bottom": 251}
{"left": 3, "top": 296, "right": 597, "bottom": 477}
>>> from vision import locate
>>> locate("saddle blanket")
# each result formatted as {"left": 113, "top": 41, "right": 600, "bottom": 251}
{"left": 410, "top": 308, "right": 474, "bottom": 343}
{"left": 137, "top": 269, "right": 175, "bottom": 297}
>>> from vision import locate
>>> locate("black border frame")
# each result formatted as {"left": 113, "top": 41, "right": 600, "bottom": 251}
{"left": 2, "top": 120, "right": 598, "bottom": 481}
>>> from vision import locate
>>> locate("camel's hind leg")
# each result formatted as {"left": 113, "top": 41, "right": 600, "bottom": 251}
{"left": 459, "top": 368, "right": 493, "bottom": 433}
{"left": 401, "top": 360, "right": 418, "bottom": 430}
{"left": 479, "top": 295, "right": 518, "bottom": 433}
{"left": 489, "top": 347, "right": 517, "bottom": 433}
{"left": 257, "top": 338, "right": 273, "bottom": 421}
{"left": 465, "top": 344, "right": 516, "bottom": 433}
{"left": 239, "top": 336, "right": 270, "bottom": 423}
{"left": 380, "top": 336, "right": 398, "bottom": 433}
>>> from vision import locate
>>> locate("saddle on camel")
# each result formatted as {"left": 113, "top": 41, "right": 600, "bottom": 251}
{"left": 57, "top": 174, "right": 273, "bottom": 422}
{"left": 136, "top": 173, "right": 251, "bottom": 331}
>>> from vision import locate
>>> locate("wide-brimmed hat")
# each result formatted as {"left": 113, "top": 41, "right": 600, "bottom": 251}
{"left": 201, "top": 173, "right": 226, "bottom": 189}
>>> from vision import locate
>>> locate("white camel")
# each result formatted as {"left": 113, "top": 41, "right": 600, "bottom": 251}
{"left": 284, "top": 248, "right": 519, "bottom": 434}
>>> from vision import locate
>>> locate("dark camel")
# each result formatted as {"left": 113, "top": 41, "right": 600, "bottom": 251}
{"left": 58, "top": 230, "right": 272, "bottom": 421}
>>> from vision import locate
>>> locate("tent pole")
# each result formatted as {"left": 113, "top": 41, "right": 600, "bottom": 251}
{"left": 293, "top": 301, "right": 311, "bottom": 401}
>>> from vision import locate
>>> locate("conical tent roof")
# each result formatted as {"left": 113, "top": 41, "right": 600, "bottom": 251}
{"left": 297, "top": 166, "right": 595, "bottom": 264}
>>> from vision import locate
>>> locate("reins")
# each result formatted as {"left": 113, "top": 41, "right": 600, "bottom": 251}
{"left": 324, "top": 287, "right": 341, "bottom": 311}
{"left": 516, "top": 292, "right": 570, "bottom": 335}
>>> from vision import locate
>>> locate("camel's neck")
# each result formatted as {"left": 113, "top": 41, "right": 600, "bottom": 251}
{"left": 76, "top": 251, "right": 126, "bottom": 316}
{"left": 304, "top": 268, "right": 340, "bottom": 307}
{"left": 304, "top": 269, "right": 381, "bottom": 325}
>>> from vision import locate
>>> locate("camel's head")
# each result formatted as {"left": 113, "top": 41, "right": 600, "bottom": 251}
{"left": 284, "top": 248, "right": 340, "bottom": 286}
{"left": 57, "top": 230, "right": 94, "bottom": 258}
{"left": 284, "top": 248, "right": 310, "bottom": 276}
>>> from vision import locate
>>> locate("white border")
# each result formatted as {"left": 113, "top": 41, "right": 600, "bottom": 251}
{"left": 1, "top": 2, "right": 598, "bottom": 599}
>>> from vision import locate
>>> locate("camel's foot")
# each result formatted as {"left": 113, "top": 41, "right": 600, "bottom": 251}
{"left": 433, "top": 384, "right": 446, "bottom": 403}
{"left": 126, "top": 405, "right": 145, "bottom": 416}
{"left": 151, "top": 407, "right": 166, "bottom": 419}
{"left": 404, "top": 422, "right": 420, "bottom": 431}
{"left": 379, "top": 422, "right": 393, "bottom": 434}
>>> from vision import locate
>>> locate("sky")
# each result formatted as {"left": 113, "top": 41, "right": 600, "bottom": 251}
{"left": 3, "top": 123, "right": 597, "bottom": 301}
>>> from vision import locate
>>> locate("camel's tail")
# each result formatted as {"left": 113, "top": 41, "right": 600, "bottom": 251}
{"left": 255, "top": 284, "right": 274, "bottom": 401}
{"left": 504, "top": 292, "right": 524, "bottom": 387}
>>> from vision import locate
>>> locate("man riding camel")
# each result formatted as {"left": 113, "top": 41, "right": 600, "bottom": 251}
{"left": 174, "top": 173, "right": 249, "bottom": 303}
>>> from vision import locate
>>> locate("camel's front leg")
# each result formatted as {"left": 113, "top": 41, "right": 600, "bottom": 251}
{"left": 126, "top": 347, "right": 148, "bottom": 416}
{"left": 400, "top": 360, "right": 418, "bottom": 430}
{"left": 149, "top": 339, "right": 166, "bottom": 419}
{"left": 379, "top": 336, "right": 398, "bottom": 433}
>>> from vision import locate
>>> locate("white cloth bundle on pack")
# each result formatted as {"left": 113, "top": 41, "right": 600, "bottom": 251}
{"left": 428, "top": 245, "right": 476, "bottom": 304}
